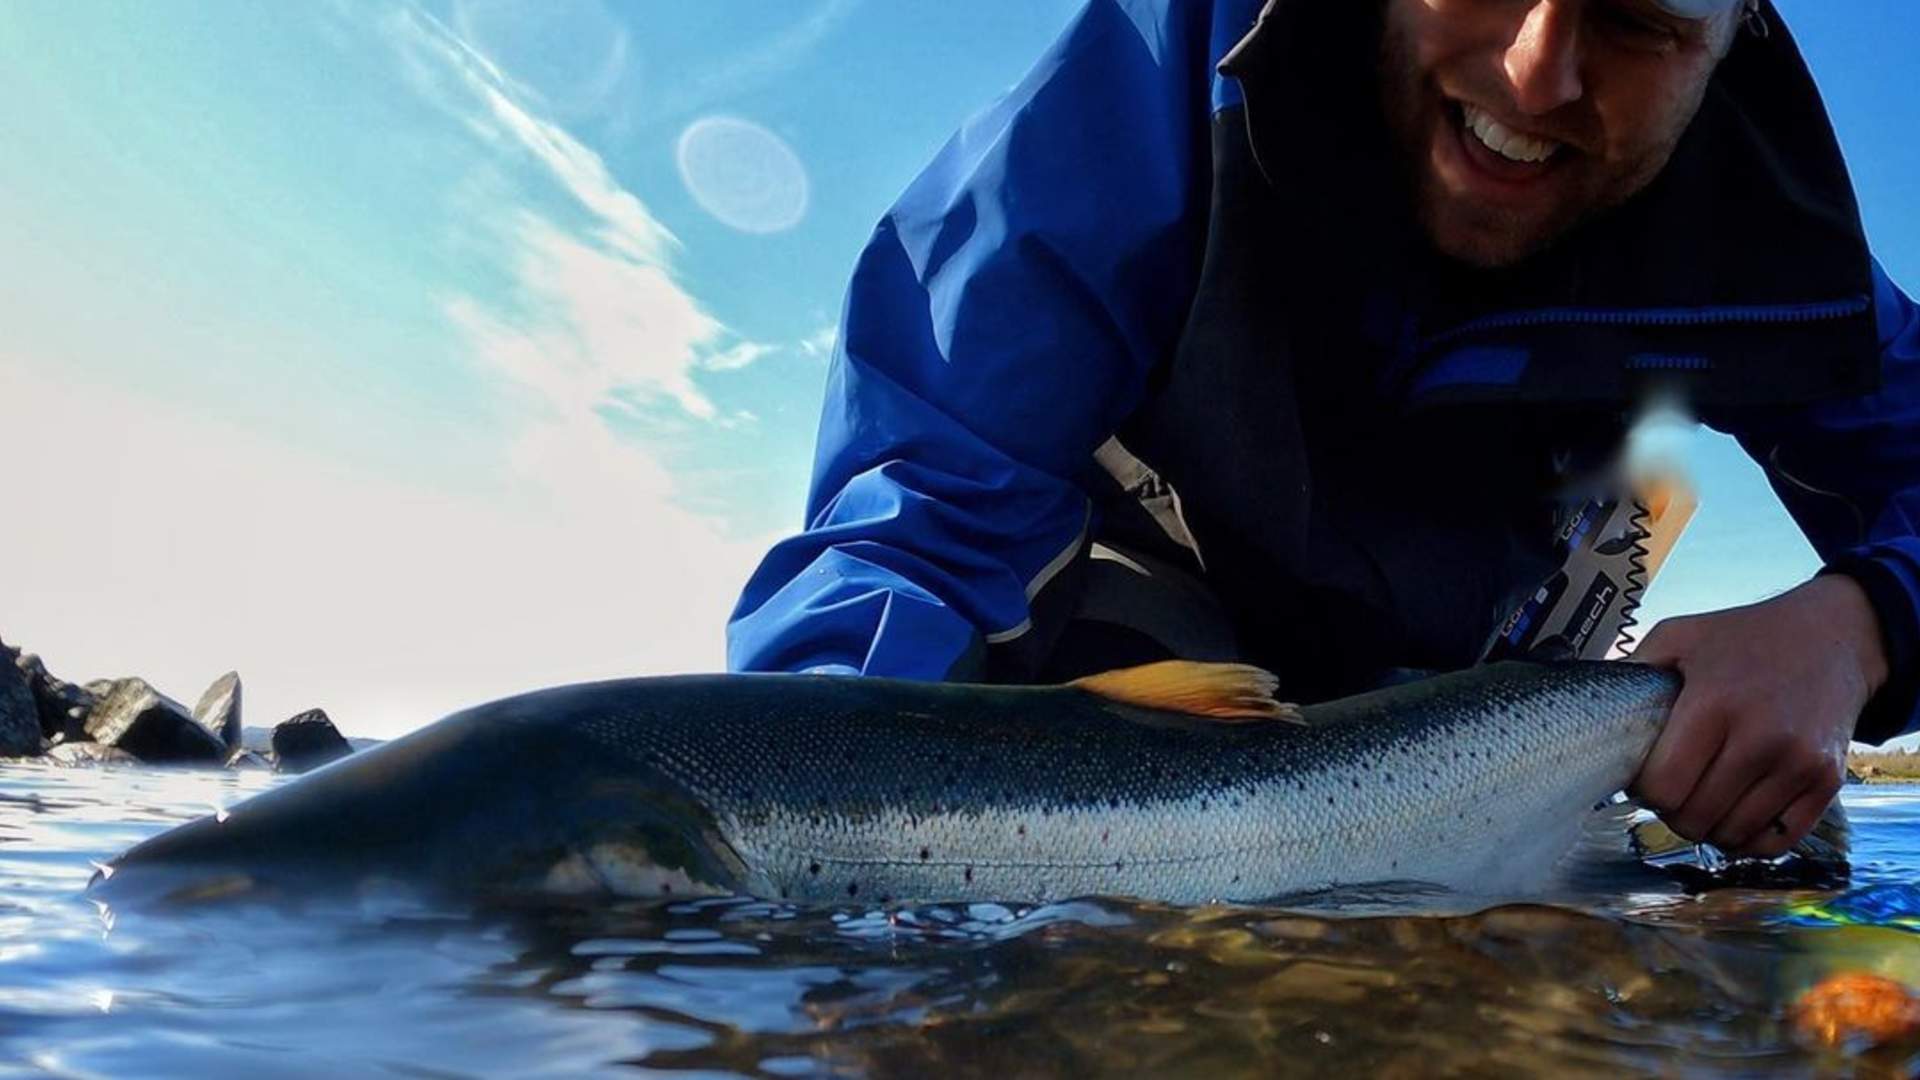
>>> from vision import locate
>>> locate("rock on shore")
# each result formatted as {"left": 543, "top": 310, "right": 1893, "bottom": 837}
{"left": 17, "top": 652, "right": 96, "bottom": 744}
{"left": 192, "top": 671, "right": 243, "bottom": 751}
{"left": 272, "top": 709, "right": 353, "bottom": 773}
{"left": 83, "top": 678, "right": 228, "bottom": 765}
{"left": 0, "top": 640, "right": 41, "bottom": 757}
{"left": 1, "top": 635, "right": 358, "bottom": 773}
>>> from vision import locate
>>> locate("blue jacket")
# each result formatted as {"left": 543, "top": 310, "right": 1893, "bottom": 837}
{"left": 728, "top": 0, "right": 1920, "bottom": 741}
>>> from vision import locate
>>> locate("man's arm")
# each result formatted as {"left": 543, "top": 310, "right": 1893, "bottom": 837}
{"left": 1634, "top": 258, "right": 1920, "bottom": 855}
{"left": 727, "top": 0, "right": 1238, "bottom": 680}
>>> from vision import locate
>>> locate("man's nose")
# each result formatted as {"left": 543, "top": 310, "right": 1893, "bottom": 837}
{"left": 1505, "top": 0, "right": 1585, "bottom": 116}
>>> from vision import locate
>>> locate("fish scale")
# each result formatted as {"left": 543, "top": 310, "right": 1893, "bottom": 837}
{"left": 95, "top": 661, "right": 1680, "bottom": 907}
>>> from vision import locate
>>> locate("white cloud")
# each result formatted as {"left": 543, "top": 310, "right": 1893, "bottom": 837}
{"left": 445, "top": 213, "right": 722, "bottom": 422}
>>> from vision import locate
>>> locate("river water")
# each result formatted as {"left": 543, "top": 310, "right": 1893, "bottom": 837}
{"left": 3, "top": 762, "right": 1918, "bottom": 1077}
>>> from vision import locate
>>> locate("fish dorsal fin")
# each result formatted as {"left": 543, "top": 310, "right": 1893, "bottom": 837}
{"left": 1069, "top": 661, "right": 1302, "bottom": 724}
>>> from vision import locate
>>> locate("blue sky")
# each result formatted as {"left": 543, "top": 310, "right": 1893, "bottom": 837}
{"left": 0, "top": 0, "right": 1912, "bottom": 737}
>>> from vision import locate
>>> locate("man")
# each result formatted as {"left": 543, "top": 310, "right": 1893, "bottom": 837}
{"left": 728, "top": 0, "right": 1920, "bottom": 860}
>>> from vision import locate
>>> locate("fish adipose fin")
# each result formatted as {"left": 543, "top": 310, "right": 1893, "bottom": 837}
{"left": 1069, "top": 661, "right": 1303, "bottom": 724}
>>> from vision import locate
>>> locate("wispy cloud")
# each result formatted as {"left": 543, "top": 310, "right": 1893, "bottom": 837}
{"left": 391, "top": 5, "right": 674, "bottom": 263}
{"left": 381, "top": 3, "right": 773, "bottom": 451}
{"left": 697, "top": 340, "right": 777, "bottom": 373}
{"left": 636, "top": 0, "right": 864, "bottom": 123}
{"left": 798, "top": 324, "right": 838, "bottom": 361}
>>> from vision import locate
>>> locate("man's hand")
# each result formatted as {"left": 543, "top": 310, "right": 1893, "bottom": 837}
{"left": 1631, "top": 575, "right": 1889, "bottom": 858}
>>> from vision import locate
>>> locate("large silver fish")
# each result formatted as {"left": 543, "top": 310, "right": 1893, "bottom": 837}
{"left": 94, "top": 660, "right": 1698, "bottom": 907}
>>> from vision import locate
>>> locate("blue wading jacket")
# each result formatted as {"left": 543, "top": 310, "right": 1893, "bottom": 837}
{"left": 727, "top": 0, "right": 1920, "bottom": 741}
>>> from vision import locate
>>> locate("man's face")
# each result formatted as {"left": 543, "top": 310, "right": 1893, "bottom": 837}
{"left": 1380, "top": 0, "right": 1737, "bottom": 267}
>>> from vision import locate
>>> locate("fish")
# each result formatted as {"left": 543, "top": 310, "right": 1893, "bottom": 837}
{"left": 91, "top": 659, "right": 1723, "bottom": 908}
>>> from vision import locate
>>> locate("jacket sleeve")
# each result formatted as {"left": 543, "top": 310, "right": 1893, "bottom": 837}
{"left": 1728, "top": 259, "right": 1920, "bottom": 743}
{"left": 726, "top": 0, "right": 1227, "bottom": 680}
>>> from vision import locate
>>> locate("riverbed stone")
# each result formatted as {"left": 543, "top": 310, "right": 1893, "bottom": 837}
{"left": 192, "top": 671, "right": 243, "bottom": 750}
{"left": 0, "top": 639, "right": 43, "bottom": 757}
{"left": 17, "top": 652, "right": 96, "bottom": 744}
{"left": 84, "top": 678, "right": 226, "bottom": 765}
{"left": 272, "top": 709, "right": 352, "bottom": 773}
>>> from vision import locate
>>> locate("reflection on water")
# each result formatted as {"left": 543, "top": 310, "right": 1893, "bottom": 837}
{"left": 4, "top": 762, "right": 1920, "bottom": 1077}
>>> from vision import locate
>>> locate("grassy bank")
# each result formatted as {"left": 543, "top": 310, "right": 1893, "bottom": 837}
{"left": 1849, "top": 750, "right": 1920, "bottom": 782}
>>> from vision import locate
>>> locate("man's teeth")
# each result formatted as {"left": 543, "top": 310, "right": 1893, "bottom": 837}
{"left": 1462, "top": 104, "right": 1561, "bottom": 165}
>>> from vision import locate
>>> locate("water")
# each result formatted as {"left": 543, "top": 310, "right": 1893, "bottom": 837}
{"left": 4, "top": 764, "right": 1920, "bottom": 1078}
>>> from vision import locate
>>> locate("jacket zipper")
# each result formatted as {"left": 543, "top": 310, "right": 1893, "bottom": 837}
{"left": 1419, "top": 296, "right": 1871, "bottom": 354}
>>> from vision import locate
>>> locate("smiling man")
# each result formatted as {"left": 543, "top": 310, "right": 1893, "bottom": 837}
{"left": 729, "top": 0, "right": 1920, "bottom": 860}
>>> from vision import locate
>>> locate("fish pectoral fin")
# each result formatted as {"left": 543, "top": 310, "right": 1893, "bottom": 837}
{"left": 1792, "top": 799, "right": 1851, "bottom": 864}
{"left": 1069, "top": 661, "right": 1302, "bottom": 724}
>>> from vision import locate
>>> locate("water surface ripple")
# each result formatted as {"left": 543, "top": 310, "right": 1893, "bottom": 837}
{"left": 4, "top": 762, "right": 1920, "bottom": 1077}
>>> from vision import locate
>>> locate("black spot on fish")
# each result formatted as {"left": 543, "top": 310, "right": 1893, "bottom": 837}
{"left": 879, "top": 894, "right": 892, "bottom": 904}
{"left": 1109, "top": 797, "right": 1121, "bottom": 810}
{"left": 1101, "top": 830, "right": 1110, "bottom": 843}
{"left": 779, "top": 888, "right": 789, "bottom": 899}
{"left": 1350, "top": 778, "right": 1359, "bottom": 789}
{"left": 661, "top": 883, "right": 672, "bottom": 895}
{"left": 1326, "top": 796, "right": 1335, "bottom": 806}
{"left": 1385, "top": 773, "right": 1395, "bottom": 783}
{"left": 1200, "top": 799, "right": 1209, "bottom": 811}
{"left": 1017, "top": 824, "right": 1027, "bottom": 837}
{"left": 809, "top": 862, "right": 821, "bottom": 877}
{"left": 1114, "top": 861, "right": 1124, "bottom": 871}
{"left": 919, "top": 847, "right": 930, "bottom": 861}
{"left": 847, "top": 882, "right": 859, "bottom": 897}
{"left": 965, "top": 866, "right": 974, "bottom": 883}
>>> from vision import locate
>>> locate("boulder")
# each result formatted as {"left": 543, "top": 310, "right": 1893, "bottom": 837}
{"left": 16, "top": 652, "right": 95, "bottom": 744}
{"left": 192, "top": 671, "right": 244, "bottom": 750}
{"left": 0, "top": 638, "right": 43, "bottom": 757}
{"left": 272, "top": 709, "right": 352, "bottom": 773}
{"left": 44, "top": 741, "right": 140, "bottom": 767}
{"left": 83, "top": 678, "right": 227, "bottom": 765}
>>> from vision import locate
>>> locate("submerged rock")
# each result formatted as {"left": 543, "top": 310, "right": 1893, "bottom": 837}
{"left": 84, "top": 678, "right": 227, "bottom": 765}
{"left": 272, "top": 709, "right": 352, "bottom": 773}
{"left": 17, "top": 652, "right": 96, "bottom": 744}
{"left": 193, "top": 671, "right": 244, "bottom": 751}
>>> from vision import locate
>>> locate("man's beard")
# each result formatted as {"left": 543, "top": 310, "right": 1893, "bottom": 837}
{"left": 1374, "top": 13, "right": 1698, "bottom": 270}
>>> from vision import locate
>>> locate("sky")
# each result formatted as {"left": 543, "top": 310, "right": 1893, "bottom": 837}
{"left": 0, "top": 0, "right": 1913, "bottom": 740}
